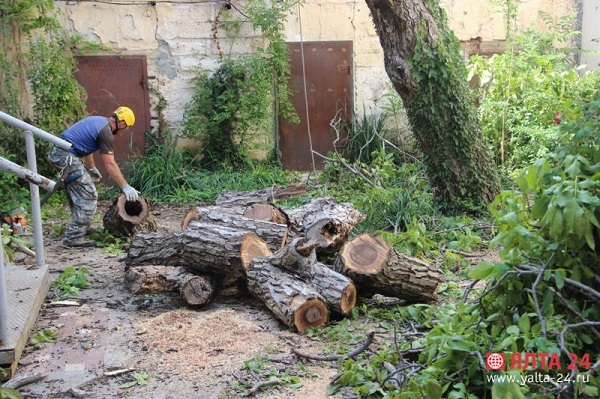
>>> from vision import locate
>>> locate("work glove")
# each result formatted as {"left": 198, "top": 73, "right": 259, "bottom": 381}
{"left": 121, "top": 184, "right": 140, "bottom": 202}
{"left": 87, "top": 167, "right": 102, "bottom": 182}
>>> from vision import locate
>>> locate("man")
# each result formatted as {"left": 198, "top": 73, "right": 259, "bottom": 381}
{"left": 48, "top": 106, "right": 140, "bottom": 248}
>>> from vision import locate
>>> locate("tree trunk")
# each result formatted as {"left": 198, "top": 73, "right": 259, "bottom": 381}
{"left": 285, "top": 197, "right": 365, "bottom": 254}
{"left": 182, "top": 203, "right": 288, "bottom": 230}
{"left": 214, "top": 184, "right": 307, "bottom": 206}
{"left": 126, "top": 217, "right": 287, "bottom": 277}
{"left": 334, "top": 233, "right": 444, "bottom": 302}
{"left": 103, "top": 194, "right": 158, "bottom": 238}
{"left": 364, "top": 0, "right": 500, "bottom": 210}
{"left": 124, "top": 266, "right": 215, "bottom": 306}
{"left": 242, "top": 235, "right": 357, "bottom": 316}
{"left": 246, "top": 262, "right": 329, "bottom": 332}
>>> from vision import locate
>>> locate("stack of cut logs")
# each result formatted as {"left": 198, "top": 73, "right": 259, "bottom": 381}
{"left": 118, "top": 184, "right": 445, "bottom": 332}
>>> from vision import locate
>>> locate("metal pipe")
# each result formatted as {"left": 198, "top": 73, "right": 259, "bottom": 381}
{"left": 0, "top": 157, "right": 56, "bottom": 192}
{"left": 24, "top": 131, "right": 45, "bottom": 268}
{"left": 0, "top": 111, "right": 71, "bottom": 150}
{"left": 0, "top": 231, "right": 9, "bottom": 348}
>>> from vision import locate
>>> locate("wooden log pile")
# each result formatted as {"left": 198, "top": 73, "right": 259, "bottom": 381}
{"left": 120, "top": 188, "right": 445, "bottom": 332}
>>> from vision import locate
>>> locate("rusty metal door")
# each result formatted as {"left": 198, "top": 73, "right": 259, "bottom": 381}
{"left": 279, "top": 41, "right": 353, "bottom": 171}
{"left": 74, "top": 55, "right": 150, "bottom": 184}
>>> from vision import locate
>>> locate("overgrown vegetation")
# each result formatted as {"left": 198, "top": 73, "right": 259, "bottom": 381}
{"left": 470, "top": 13, "right": 600, "bottom": 173}
{"left": 49, "top": 266, "right": 90, "bottom": 300}
{"left": 182, "top": 0, "right": 298, "bottom": 169}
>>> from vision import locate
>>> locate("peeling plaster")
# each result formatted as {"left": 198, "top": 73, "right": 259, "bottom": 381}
{"left": 157, "top": 40, "right": 178, "bottom": 79}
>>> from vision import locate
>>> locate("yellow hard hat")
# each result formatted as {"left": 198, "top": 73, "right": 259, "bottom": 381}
{"left": 114, "top": 106, "right": 135, "bottom": 127}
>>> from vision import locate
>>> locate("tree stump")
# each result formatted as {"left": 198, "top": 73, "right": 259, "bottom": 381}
{"left": 124, "top": 266, "right": 216, "bottom": 306}
{"left": 246, "top": 262, "right": 329, "bottom": 332}
{"left": 242, "top": 234, "right": 357, "bottom": 316}
{"left": 285, "top": 197, "right": 365, "bottom": 254}
{"left": 103, "top": 194, "right": 158, "bottom": 238}
{"left": 334, "top": 233, "right": 444, "bottom": 302}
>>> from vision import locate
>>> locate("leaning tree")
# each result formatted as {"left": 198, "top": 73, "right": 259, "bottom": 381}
{"left": 365, "top": 0, "right": 501, "bottom": 211}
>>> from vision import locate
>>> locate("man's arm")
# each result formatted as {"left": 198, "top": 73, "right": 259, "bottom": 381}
{"left": 100, "top": 153, "right": 127, "bottom": 188}
{"left": 83, "top": 155, "right": 96, "bottom": 168}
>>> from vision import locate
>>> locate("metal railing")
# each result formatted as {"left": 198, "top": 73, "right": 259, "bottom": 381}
{"left": 0, "top": 110, "right": 71, "bottom": 347}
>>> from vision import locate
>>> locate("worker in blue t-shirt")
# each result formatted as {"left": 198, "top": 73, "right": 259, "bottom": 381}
{"left": 48, "top": 106, "right": 140, "bottom": 248}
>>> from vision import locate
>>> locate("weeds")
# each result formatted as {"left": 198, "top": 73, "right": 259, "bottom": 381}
{"left": 50, "top": 267, "right": 90, "bottom": 299}
{"left": 30, "top": 329, "right": 57, "bottom": 344}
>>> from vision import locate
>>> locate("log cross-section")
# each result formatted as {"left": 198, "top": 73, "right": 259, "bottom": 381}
{"left": 103, "top": 194, "right": 158, "bottom": 238}
{"left": 334, "top": 233, "right": 444, "bottom": 302}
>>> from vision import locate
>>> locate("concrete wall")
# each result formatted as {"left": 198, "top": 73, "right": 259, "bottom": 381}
{"left": 54, "top": 0, "right": 580, "bottom": 136}
{"left": 581, "top": 0, "right": 600, "bottom": 72}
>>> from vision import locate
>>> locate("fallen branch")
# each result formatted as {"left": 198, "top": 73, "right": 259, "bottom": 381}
{"left": 244, "top": 379, "right": 281, "bottom": 396}
{"left": 291, "top": 330, "right": 375, "bottom": 361}
{"left": 3, "top": 371, "right": 46, "bottom": 389}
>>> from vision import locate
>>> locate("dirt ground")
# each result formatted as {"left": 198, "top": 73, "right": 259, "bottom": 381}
{"left": 9, "top": 200, "right": 346, "bottom": 399}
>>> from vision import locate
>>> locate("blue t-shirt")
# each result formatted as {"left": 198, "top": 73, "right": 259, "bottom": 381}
{"left": 60, "top": 116, "right": 113, "bottom": 157}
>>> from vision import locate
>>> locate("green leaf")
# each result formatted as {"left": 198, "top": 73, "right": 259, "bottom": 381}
{"left": 446, "top": 337, "right": 471, "bottom": 352}
{"left": 506, "top": 325, "right": 520, "bottom": 335}
{"left": 554, "top": 269, "right": 566, "bottom": 290}
{"left": 492, "top": 381, "right": 526, "bottom": 399}
{"left": 518, "top": 314, "right": 530, "bottom": 334}
{"left": 468, "top": 261, "right": 497, "bottom": 280}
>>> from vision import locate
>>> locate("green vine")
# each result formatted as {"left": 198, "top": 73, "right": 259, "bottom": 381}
{"left": 407, "top": 2, "right": 500, "bottom": 212}
{"left": 0, "top": 0, "right": 88, "bottom": 179}
{"left": 183, "top": 0, "right": 298, "bottom": 169}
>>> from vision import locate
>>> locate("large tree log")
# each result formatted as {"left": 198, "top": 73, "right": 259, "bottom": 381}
{"left": 126, "top": 218, "right": 287, "bottom": 277}
{"left": 214, "top": 184, "right": 308, "bottom": 206}
{"left": 334, "top": 233, "right": 444, "bottom": 302}
{"left": 181, "top": 204, "right": 288, "bottom": 230}
{"left": 285, "top": 197, "right": 365, "bottom": 254}
{"left": 242, "top": 234, "right": 357, "bottom": 316}
{"left": 103, "top": 194, "right": 158, "bottom": 238}
{"left": 124, "top": 266, "right": 216, "bottom": 306}
{"left": 246, "top": 262, "right": 329, "bottom": 332}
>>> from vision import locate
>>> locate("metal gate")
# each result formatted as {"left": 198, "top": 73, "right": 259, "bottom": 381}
{"left": 279, "top": 41, "right": 353, "bottom": 171}
{"left": 74, "top": 55, "right": 150, "bottom": 184}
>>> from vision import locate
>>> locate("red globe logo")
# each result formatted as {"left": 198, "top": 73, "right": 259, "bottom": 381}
{"left": 486, "top": 353, "right": 506, "bottom": 370}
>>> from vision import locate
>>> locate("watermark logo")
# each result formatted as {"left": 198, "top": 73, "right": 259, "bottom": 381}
{"left": 484, "top": 352, "right": 591, "bottom": 371}
{"left": 486, "top": 352, "right": 506, "bottom": 370}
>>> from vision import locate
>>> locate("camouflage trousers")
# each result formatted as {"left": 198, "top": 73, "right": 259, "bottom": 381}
{"left": 48, "top": 146, "right": 98, "bottom": 244}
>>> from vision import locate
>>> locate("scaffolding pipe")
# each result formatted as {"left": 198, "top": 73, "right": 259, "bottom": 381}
{"left": 0, "top": 233, "right": 8, "bottom": 347}
{"left": 0, "top": 111, "right": 71, "bottom": 150}
{"left": 24, "top": 131, "right": 45, "bottom": 268}
{"left": 0, "top": 157, "right": 56, "bottom": 192}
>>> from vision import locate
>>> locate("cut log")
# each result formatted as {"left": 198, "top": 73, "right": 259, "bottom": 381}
{"left": 334, "top": 233, "right": 444, "bottom": 302}
{"left": 103, "top": 194, "right": 158, "bottom": 238}
{"left": 242, "top": 234, "right": 357, "bottom": 316}
{"left": 246, "top": 262, "right": 329, "bottom": 332}
{"left": 124, "top": 266, "right": 215, "bottom": 306}
{"left": 181, "top": 204, "right": 288, "bottom": 230}
{"left": 126, "top": 218, "right": 287, "bottom": 278}
{"left": 214, "top": 183, "right": 308, "bottom": 206}
{"left": 285, "top": 197, "right": 365, "bottom": 254}
{"left": 125, "top": 232, "right": 183, "bottom": 268}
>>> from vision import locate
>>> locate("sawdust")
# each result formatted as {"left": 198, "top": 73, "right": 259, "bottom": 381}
{"left": 132, "top": 308, "right": 280, "bottom": 378}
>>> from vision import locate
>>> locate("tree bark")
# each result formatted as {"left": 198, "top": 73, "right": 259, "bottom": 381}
{"left": 126, "top": 217, "right": 287, "bottom": 277}
{"left": 285, "top": 197, "right": 365, "bottom": 254}
{"left": 124, "top": 266, "right": 215, "bottom": 306}
{"left": 246, "top": 262, "right": 329, "bottom": 332}
{"left": 214, "top": 184, "right": 307, "bottom": 206}
{"left": 242, "top": 235, "right": 357, "bottom": 315}
{"left": 181, "top": 204, "right": 288, "bottom": 230}
{"left": 364, "top": 0, "right": 500, "bottom": 210}
{"left": 334, "top": 233, "right": 444, "bottom": 302}
{"left": 103, "top": 194, "right": 158, "bottom": 238}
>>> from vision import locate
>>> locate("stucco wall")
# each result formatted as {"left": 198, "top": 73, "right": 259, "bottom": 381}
{"left": 54, "top": 0, "right": 580, "bottom": 136}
